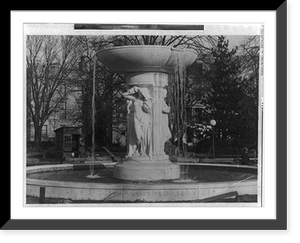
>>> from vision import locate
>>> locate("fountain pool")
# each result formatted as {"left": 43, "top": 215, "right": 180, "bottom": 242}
{"left": 26, "top": 163, "right": 258, "bottom": 203}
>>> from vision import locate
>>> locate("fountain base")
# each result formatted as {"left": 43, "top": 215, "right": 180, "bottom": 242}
{"left": 86, "top": 174, "right": 101, "bottom": 179}
{"left": 26, "top": 164, "right": 258, "bottom": 203}
{"left": 113, "top": 159, "right": 180, "bottom": 181}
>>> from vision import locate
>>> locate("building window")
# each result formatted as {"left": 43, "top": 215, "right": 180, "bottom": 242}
{"left": 59, "top": 102, "right": 67, "bottom": 119}
{"left": 64, "top": 134, "right": 72, "bottom": 150}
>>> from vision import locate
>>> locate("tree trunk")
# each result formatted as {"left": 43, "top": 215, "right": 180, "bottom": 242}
{"left": 33, "top": 123, "right": 42, "bottom": 150}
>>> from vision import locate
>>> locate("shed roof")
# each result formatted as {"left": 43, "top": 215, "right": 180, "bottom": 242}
{"left": 54, "top": 126, "right": 82, "bottom": 133}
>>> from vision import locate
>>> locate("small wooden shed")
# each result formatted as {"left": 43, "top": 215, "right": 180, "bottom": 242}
{"left": 54, "top": 126, "right": 83, "bottom": 157}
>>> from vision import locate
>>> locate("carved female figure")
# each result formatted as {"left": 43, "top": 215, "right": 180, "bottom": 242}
{"left": 122, "top": 86, "right": 153, "bottom": 159}
{"left": 161, "top": 88, "right": 172, "bottom": 146}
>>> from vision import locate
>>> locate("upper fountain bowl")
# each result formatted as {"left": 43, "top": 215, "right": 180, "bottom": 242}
{"left": 96, "top": 45, "right": 198, "bottom": 74}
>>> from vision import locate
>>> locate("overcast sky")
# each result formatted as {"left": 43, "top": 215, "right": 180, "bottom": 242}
{"left": 225, "top": 35, "right": 246, "bottom": 49}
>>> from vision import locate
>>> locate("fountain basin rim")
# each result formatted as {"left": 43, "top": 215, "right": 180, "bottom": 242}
{"left": 27, "top": 176, "right": 257, "bottom": 189}
{"left": 97, "top": 45, "right": 198, "bottom": 56}
{"left": 96, "top": 45, "right": 198, "bottom": 74}
{"left": 26, "top": 162, "right": 258, "bottom": 175}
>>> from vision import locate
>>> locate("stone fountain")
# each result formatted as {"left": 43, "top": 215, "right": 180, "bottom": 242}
{"left": 97, "top": 45, "right": 198, "bottom": 181}
{"left": 26, "top": 45, "right": 258, "bottom": 203}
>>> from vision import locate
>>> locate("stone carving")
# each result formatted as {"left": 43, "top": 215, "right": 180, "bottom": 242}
{"left": 97, "top": 46, "right": 197, "bottom": 181}
{"left": 161, "top": 88, "right": 172, "bottom": 147}
{"left": 122, "top": 86, "right": 153, "bottom": 159}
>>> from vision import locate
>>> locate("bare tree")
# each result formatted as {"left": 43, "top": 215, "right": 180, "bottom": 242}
{"left": 239, "top": 35, "right": 260, "bottom": 95}
{"left": 26, "top": 35, "right": 80, "bottom": 148}
{"left": 75, "top": 35, "right": 128, "bottom": 149}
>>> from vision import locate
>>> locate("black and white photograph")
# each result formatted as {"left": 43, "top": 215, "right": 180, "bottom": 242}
{"left": 25, "top": 23, "right": 263, "bottom": 206}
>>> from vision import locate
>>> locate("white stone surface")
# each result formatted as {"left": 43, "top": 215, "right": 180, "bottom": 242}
{"left": 113, "top": 160, "right": 180, "bottom": 181}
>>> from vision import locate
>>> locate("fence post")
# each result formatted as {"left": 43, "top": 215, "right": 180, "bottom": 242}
{"left": 39, "top": 187, "right": 45, "bottom": 204}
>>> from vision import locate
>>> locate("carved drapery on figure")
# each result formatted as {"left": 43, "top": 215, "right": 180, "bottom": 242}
{"left": 122, "top": 86, "right": 153, "bottom": 159}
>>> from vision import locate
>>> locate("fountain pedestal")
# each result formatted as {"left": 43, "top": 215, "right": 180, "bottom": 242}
{"left": 113, "top": 72, "right": 180, "bottom": 181}
{"left": 113, "top": 158, "right": 180, "bottom": 181}
{"left": 97, "top": 46, "right": 197, "bottom": 181}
